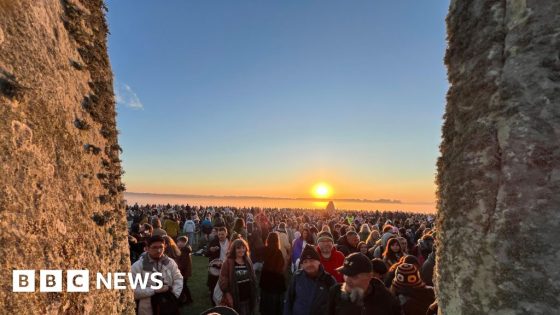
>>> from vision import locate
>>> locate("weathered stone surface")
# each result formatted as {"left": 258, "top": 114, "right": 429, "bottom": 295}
{"left": 436, "top": 0, "right": 560, "bottom": 314}
{"left": 0, "top": 0, "right": 134, "bottom": 313}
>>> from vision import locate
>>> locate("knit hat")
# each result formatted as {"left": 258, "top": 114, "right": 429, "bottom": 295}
{"left": 317, "top": 231, "right": 334, "bottom": 243}
{"left": 392, "top": 263, "right": 425, "bottom": 289}
{"left": 300, "top": 244, "right": 320, "bottom": 262}
{"left": 336, "top": 253, "right": 373, "bottom": 276}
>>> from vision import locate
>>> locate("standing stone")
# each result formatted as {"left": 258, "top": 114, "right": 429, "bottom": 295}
{"left": 326, "top": 200, "right": 336, "bottom": 212}
{"left": 436, "top": 0, "right": 560, "bottom": 314}
{"left": 0, "top": 0, "right": 134, "bottom": 313}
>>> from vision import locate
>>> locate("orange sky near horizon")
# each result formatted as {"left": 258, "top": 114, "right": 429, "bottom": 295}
{"left": 123, "top": 170, "right": 437, "bottom": 206}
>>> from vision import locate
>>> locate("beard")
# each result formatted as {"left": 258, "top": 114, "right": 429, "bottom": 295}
{"left": 341, "top": 283, "right": 365, "bottom": 305}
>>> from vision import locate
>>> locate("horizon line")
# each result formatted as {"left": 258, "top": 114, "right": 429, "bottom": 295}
{"left": 124, "top": 191, "right": 434, "bottom": 205}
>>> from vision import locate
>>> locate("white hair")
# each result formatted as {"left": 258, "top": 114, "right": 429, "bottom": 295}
{"left": 340, "top": 283, "right": 365, "bottom": 305}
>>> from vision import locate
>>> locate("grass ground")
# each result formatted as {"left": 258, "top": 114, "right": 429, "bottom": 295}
{"left": 180, "top": 255, "right": 213, "bottom": 314}
{"left": 180, "top": 255, "right": 292, "bottom": 315}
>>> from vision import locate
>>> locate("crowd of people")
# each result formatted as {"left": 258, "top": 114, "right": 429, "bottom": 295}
{"left": 127, "top": 203, "right": 438, "bottom": 315}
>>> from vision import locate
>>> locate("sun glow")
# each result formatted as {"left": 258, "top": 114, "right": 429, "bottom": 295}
{"left": 312, "top": 183, "right": 332, "bottom": 199}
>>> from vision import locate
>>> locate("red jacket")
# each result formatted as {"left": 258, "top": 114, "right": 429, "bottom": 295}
{"left": 316, "top": 245, "right": 345, "bottom": 283}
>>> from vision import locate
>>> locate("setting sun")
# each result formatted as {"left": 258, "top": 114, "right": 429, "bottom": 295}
{"left": 312, "top": 183, "right": 332, "bottom": 199}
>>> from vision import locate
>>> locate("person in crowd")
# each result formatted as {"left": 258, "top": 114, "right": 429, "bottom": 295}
{"left": 396, "top": 236, "right": 409, "bottom": 255}
{"left": 332, "top": 224, "right": 341, "bottom": 241}
{"left": 139, "top": 223, "right": 153, "bottom": 239}
{"left": 162, "top": 235, "right": 182, "bottom": 261}
{"left": 315, "top": 231, "right": 345, "bottom": 283}
{"left": 365, "top": 229, "right": 381, "bottom": 248}
{"left": 291, "top": 227, "right": 313, "bottom": 271}
{"left": 231, "top": 217, "right": 248, "bottom": 241}
{"left": 336, "top": 231, "right": 360, "bottom": 256}
{"left": 255, "top": 208, "right": 271, "bottom": 243}
{"left": 131, "top": 235, "right": 183, "bottom": 315}
{"left": 276, "top": 222, "right": 292, "bottom": 270}
{"left": 130, "top": 223, "right": 153, "bottom": 263}
{"left": 389, "top": 263, "right": 435, "bottom": 315}
{"left": 309, "top": 225, "right": 319, "bottom": 243}
{"left": 218, "top": 238, "right": 258, "bottom": 315}
{"left": 201, "top": 215, "right": 214, "bottom": 241}
{"left": 380, "top": 225, "right": 396, "bottom": 251}
{"left": 326, "top": 253, "right": 400, "bottom": 315}
{"left": 384, "top": 255, "right": 420, "bottom": 288}
{"left": 176, "top": 236, "right": 193, "bottom": 305}
{"left": 383, "top": 238, "right": 404, "bottom": 269}
{"left": 358, "top": 241, "right": 374, "bottom": 259}
{"left": 284, "top": 244, "right": 336, "bottom": 315}
{"left": 260, "top": 232, "right": 286, "bottom": 315}
{"left": 211, "top": 212, "right": 225, "bottom": 228}
{"left": 371, "top": 258, "right": 388, "bottom": 282}
{"left": 206, "top": 227, "right": 230, "bottom": 305}
{"left": 358, "top": 224, "right": 371, "bottom": 242}
{"left": 287, "top": 220, "right": 297, "bottom": 244}
{"left": 421, "top": 244, "right": 436, "bottom": 286}
{"left": 163, "top": 214, "right": 180, "bottom": 239}
{"left": 247, "top": 220, "right": 265, "bottom": 267}
{"left": 183, "top": 216, "right": 196, "bottom": 247}
{"left": 152, "top": 218, "right": 167, "bottom": 237}
{"left": 411, "top": 234, "right": 434, "bottom": 266}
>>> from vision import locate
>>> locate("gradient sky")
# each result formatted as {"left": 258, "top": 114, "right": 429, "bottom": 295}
{"left": 106, "top": 0, "right": 450, "bottom": 206}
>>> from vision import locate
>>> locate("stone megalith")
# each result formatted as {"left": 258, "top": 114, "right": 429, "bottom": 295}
{"left": 0, "top": 0, "right": 134, "bottom": 313}
{"left": 436, "top": 0, "right": 560, "bottom": 314}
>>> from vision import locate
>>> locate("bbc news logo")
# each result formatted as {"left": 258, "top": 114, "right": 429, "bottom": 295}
{"left": 13, "top": 270, "right": 163, "bottom": 292}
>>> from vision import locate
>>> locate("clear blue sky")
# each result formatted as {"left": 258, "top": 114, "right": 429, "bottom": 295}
{"left": 106, "top": 0, "right": 450, "bottom": 206}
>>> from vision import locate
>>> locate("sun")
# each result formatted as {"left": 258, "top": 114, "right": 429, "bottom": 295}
{"left": 312, "top": 183, "right": 332, "bottom": 199}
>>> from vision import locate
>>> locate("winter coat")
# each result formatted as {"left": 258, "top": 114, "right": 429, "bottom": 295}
{"left": 163, "top": 219, "right": 179, "bottom": 238}
{"left": 316, "top": 245, "right": 345, "bottom": 283}
{"left": 205, "top": 237, "right": 229, "bottom": 261}
{"left": 327, "top": 278, "right": 400, "bottom": 315}
{"left": 392, "top": 286, "right": 435, "bottom": 315}
{"left": 260, "top": 246, "right": 286, "bottom": 293}
{"left": 381, "top": 232, "right": 395, "bottom": 249}
{"left": 175, "top": 245, "right": 192, "bottom": 278}
{"left": 336, "top": 236, "right": 359, "bottom": 256}
{"left": 291, "top": 238, "right": 306, "bottom": 264}
{"left": 131, "top": 253, "right": 184, "bottom": 315}
{"left": 219, "top": 256, "right": 258, "bottom": 313}
{"left": 247, "top": 223, "right": 265, "bottom": 262}
{"left": 421, "top": 251, "right": 435, "bottom": 286}
{"left": 283, "top": 265, "right": 336, "bottom": 315}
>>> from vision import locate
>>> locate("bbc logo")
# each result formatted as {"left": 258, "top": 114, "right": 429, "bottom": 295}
{"left": 13, "top": 270, "right": 89, "bottom": 292}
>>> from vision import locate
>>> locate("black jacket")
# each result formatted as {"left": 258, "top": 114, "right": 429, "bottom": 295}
{"left": 336, "top": 236, "right": 359, "bottom": 256}
{"left": 284, "top": 266, "right": 337, "bottom": 315}
{"left": 205, "top": 237, "right": 229, "bottom": 261}
{"left": 327, "top": 278, "right": 401, "bottom": 315}
{"left": 394, "top": 286, "right": 435, "bottom": 315}
{"left": 421, "top": 252, "right": 435, "bottom": 286}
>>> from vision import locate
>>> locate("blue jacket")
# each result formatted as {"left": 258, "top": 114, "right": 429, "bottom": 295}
{"left": 284, "top": 265, "right": 336, "bottom": 315}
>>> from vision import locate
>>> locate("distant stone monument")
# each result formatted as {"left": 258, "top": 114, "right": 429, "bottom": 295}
{"left": 326, "top": 201, "right": 336, "bottom": 212}
{"left": 436, "top": 0, "right": 560, "bottom": 314}
{"left": 0, "top": 0, "right": 134, "bottom": 313}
